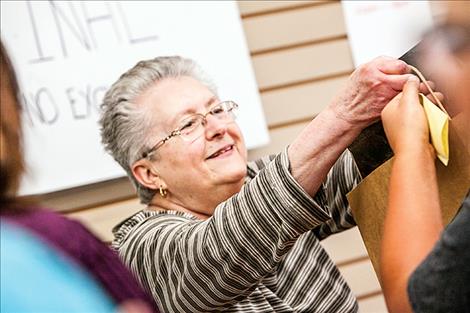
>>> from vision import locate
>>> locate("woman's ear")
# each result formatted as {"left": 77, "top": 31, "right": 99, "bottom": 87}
{"left": 132, "top": 159, "right": 162, "bottom": 190}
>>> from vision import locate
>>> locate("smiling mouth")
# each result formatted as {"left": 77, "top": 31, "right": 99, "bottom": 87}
{"left": 207, "top": 145, "right": 234, "bottom": 159}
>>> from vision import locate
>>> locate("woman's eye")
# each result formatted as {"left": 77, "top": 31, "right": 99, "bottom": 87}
{"left": 212, "top": 107, "right": 224, "bottom": 115}
{"left": 180, "top": 118, "right": 197, "bottom": 131}
{"left": 181, "top": 122, "right": 193, "bottom": 130}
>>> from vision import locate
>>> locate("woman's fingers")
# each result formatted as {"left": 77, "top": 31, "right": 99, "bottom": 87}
{"left": 376, "top": 57, "right": 410, "bottom": 74}
{"left": 385, "top": 74, "right": 416, "bottom": 91}
{"left": 400, "top": 76, "right": 420, "bottom": 106}
{"left": 426, "top": 92, "right": 445, "bottom": 104}
{"left": 418, "top": 80, "right": 436, "bottom": 94}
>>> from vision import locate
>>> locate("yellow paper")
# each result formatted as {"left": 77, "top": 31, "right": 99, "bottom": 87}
{"left": 420, "top": 93, "right": 449, "bottom": 165}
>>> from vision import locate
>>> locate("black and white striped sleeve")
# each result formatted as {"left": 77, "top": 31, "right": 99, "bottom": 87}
{"left": 311, "top": 149, "right": 362, "bottom": 240}
{"left": 249, "top": 149, "right": 363, "bottom": 240}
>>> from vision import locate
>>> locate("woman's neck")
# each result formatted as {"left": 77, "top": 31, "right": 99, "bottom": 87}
{"left": 147, "top": 202, "right": 211, "bottom": 220}
{"left": 147, "top": 195, "right": 215, "bottom": 221}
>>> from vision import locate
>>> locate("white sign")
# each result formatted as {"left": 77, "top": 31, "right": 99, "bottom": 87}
{"left": 342, "top": 1, "right": 434, "bottom": 67}
{"left": 1, "top": 1, "right": 269, "bottom": 195}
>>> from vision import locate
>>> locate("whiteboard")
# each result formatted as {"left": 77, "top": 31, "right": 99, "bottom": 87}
{"left": 0, "top": 1, "right": 269, "bottom": 195}
{"left": 342, "top": 1, "right": 434, "bottom": 67}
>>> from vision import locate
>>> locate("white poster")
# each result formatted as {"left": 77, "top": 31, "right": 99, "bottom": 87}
{"left": 1, "top": 1, "right": 269, "bottom": 195}
{"left": 342, "top": 1, "right": 434, "bottom": 67}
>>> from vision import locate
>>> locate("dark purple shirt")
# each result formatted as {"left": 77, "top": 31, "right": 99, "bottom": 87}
{"left": 2, "top": 208, "right": 159, "bottom": 312}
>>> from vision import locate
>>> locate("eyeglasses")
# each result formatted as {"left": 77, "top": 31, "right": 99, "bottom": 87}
{"left": 142, "top": 100, "right": 239, "bottom": 158}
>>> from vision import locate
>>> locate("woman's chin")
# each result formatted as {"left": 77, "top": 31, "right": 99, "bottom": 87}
{"left": 213, "top": 162, "right": 247, "bottom": 185}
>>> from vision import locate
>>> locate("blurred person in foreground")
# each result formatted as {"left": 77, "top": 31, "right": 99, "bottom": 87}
{"left": 380, "top": 2, "right": 470, "bottom": 313}
{"left": 100, "top": 51, "right": 437, "bottom": 312}
{"left": 0, "top": 41, "right": 158, "bottom": 313}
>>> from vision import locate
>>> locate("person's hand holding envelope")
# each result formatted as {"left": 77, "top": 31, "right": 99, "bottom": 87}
{"left": 347, "top": 67, "right": 470, "bottom": 281}
{"left": 382, "top": 71, "right": 449, "bottom": 166}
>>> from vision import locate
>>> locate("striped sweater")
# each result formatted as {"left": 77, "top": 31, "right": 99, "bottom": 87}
{"left": 112, "top": 149, "right": 361, "bottom": 312}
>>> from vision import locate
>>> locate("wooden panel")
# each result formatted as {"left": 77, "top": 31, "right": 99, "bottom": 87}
{"left": 262, "top": 75, "right": 349, "bottom": 126}
{"left": 321, "top": 227, "right": 368, "bottom": 264}
{"left": 248, "top": 122, "right": 308, "bottom": 160}
{"left": 339, "top": 259, "right": 381, "bottom": 297}
{"left": 358, "top": 295, "right": 388, "bottom": 313}
{"left": 243, "top": 2, "right": 345, "bottom": 53}
{"left": 238, "top": 1, "right": 326, "bottom": 16}
{"left": 41, "top": 177, "right": 134, "bottom": 213}
{"left": 252, "top": 39, "right": 353, "bottom": 90}
{"left": 68, "top": 198, "right": 143, "bottom": 242}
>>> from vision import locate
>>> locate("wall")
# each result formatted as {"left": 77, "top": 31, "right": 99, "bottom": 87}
{"left": 67, "top": 1, "right": 401, "bottom": 311}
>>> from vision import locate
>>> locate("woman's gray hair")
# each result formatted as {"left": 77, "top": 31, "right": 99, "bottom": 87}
{"left": 99, "top": 56, "right": 217, "bottom": 204}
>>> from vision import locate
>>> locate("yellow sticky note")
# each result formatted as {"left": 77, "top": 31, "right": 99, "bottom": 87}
{"left": 419, "top": 93, "right": 449, "bottom": 165}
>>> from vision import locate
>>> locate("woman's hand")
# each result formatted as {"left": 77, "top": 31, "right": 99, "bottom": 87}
{"left": 328, "top": 56, "right": 413, "bottom": 130}
{"left": 328, "top": 56, "right": 440, "bottom": 132}
{"left": 381, "top": 76, "right": 433, "bottom": 156}
{"left": 289, "top": 57, "right": 438, "bottom": 197}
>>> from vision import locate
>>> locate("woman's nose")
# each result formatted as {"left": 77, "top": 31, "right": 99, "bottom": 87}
{"left": 204, "top": 114, "right": 227, "bottom": 140}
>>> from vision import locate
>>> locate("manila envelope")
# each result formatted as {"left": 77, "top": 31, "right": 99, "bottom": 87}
{"left": 347, "top": 112, "right": 470, "bottom": 283}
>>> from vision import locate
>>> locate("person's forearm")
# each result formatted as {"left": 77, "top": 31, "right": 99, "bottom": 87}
{"left": 288, "top": 107, "right": 363, "bottom": 197}
{"left": 381, "top": 146, "right": 443, "bottom": 313}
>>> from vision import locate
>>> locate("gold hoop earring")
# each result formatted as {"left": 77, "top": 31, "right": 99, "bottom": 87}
{"left": 159, "top": 186, "right": 167, "bottom": 198}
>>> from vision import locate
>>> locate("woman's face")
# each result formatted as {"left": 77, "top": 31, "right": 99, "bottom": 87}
{"left": 422, "top": 47, "right": 470, "bottom": 116}
{"left": 136, "top": 76, "right": 248, "bottom": 212}
{"left": 420, "top": 9, "right": 470, "bottom": 116}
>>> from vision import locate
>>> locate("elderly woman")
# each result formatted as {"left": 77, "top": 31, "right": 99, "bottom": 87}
{"left": 380, "top": 3, "right": 470, "bottom": 313}
{"left": 100, "top": 56, "right": 425, "bottom": 312}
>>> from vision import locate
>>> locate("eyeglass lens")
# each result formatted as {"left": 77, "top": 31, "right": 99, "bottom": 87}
{"left": 178, "top": 101, "right": 237, "bottom": 142}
